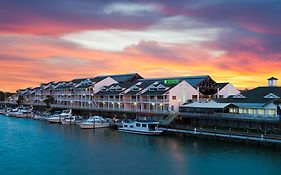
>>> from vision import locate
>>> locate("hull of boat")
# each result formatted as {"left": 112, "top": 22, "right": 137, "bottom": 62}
{"left": 47, "top": 118, "right": 61, "bottom": 123}
{"left": 61, "top": 120, "right": 80, "bottom": 125}
{"left": 94, "top": 123, "right": 110, "bottom": 128}
{"left": 33, "top": 115, "right": 47, "bottom": 121}
{"left": 16, "top": 114, "right": 31, "bottom": 118}
{"left": 118, "top": 128, "right": 163, "bottom": 135}
{"left": 79, "top": 124, "right": 94, "bottom": 129}
{"left": 79, "top": 123, "right": 110, "bottom": 129}
{"left": 7, "top": 113, "right": 18, "bottom": 117}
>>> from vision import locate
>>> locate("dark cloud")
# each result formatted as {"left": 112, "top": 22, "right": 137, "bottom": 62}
{"left": 0, "top": 0, "right": 163, "bottom": 35}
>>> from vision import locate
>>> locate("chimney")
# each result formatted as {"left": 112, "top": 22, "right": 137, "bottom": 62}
{"left": 268, "top": 77, "right": 278, "bottom": 87}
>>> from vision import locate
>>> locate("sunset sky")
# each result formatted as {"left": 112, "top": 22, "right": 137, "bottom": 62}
{"left": 0, "top": 0, "right": 280, "bottom": 92}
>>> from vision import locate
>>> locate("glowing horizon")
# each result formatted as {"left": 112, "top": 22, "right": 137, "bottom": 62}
{"left": 0, "top": 0, "right": 280, "bottom": 92}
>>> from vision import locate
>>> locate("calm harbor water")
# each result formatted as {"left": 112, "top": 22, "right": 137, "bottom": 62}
{"left": 1, "top": 114, "right": 281, "bottom": 175}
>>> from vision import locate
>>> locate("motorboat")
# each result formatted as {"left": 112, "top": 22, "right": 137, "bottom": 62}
{"left": 33, "top": 113, "right": 51, "bottom": 121}
{"left": 61, "top": 115, "right": 82, "bottom": 125}
{"left": 79, "top": 116, "right": 110, "bottom": 129}
{"left": 118, "top": 119, "right": 163, "bottom": 135}
{"left": 7, "top": 106, "right": 33, "bottom": 118}
{"left": 7, "top": 108, "right": 20, "bottom": 117}
{"left": 46, "top": 114, "right": 62, "bottom": 123}
{"left": 46, "top": 109, "right": 72, "bottom": 123}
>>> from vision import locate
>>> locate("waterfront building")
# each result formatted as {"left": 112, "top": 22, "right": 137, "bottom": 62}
{"left": 180, "top": 77, "right": 281, "bottom": 117}
{"left": 6, "top": 73, "right": 239, "bottom": 113}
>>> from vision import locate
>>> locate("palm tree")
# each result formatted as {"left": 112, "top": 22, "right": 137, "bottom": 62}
{"left": 43, "top": 95, "right": 54, "bottom": 109}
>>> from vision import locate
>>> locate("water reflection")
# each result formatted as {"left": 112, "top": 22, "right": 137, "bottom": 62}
{"left": 1, "top": 115, "right": 281, "bottom": 175}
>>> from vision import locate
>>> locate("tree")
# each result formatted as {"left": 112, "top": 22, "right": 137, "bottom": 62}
{"left": 273, "top": 98, "right": 281, "bottom": 116}
{"left": 16, "top": 95, "right": 25, "bottom": 105}
{"left": 0, "top": 91, "right": 13, "bottom": 101}
{"left": 43, "top": 95, "right": 54, "bottom": 109}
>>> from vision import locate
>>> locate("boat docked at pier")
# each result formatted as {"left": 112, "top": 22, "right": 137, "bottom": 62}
{"left": 118, "top": 119, "right": 163, "bottom": 135}
{"left": 79, "top": 116, "right": 110, "bottom": 129}
{"left": 7, "top": 106, "right": 33, "bottom": 118}
{"left": 46, "top": 109, "right": 71, "bottom": 123}
{"left": 61, "top": 115, "right": 82, "bottom": 125}
{"left": 0, "top": 109, "right": 5, "bottom": 115}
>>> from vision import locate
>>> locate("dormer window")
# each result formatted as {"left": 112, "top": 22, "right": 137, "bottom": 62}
{"left": 149, "top": 86, "right": 157, "bottom": 91}
{"left": 157, "top": 84, "right": 166, "bottom": 91}
{"left": 116, "top": 88, "right": 122, "bottom": 91}
{"left": 131, "top": 85, "right": 139, "bottom": 91}
{"left": 264, "top": 93, "right": 279, "bottom": 99}
{"left": 232, "top": 94, "right": 246, "bottom": 99}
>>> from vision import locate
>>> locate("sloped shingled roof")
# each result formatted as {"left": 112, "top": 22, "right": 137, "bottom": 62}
{"left": 215, "top": 86, "right": 281, "bottom": 104}
{"left": 139, "top": 75, "right": 210, "bottom": 87}
{"left": 217, "top": 83, "right": 229, "bottom": 90}
{"left": 95, "top": 73, "right": 142, "bottom": 83}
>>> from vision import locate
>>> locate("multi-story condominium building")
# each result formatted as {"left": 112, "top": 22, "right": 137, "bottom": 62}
{"left": 10, "top": 73, "right": 240, "bottom": 113}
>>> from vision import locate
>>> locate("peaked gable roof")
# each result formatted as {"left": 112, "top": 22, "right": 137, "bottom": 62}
{"left": 95, "top": 73, "right": 142, "bottom": 83}
{"left": 217, "top": 83, "right": 229, "bottom": 90}
{"left": 216, "top": 86, "right": 281, "bottom": 104}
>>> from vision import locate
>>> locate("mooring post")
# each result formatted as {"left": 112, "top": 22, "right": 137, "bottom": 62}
{"left": 215, "top": 126, "right": 217, "bottom": 137}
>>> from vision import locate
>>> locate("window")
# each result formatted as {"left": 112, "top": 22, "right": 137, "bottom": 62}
{"left": 219, "top": 95, "right": 224, "bottom": 98}
{"left": 136, "top": 123, "right": 141, "bottom": 127}
{"left": 149, "top": 87, "right": 156, "bottom": 91}
{"left": 130, "top": 125, "right": 134, "bottom": 128}
{"left": 192, "top": 95, "right": 197, "bottom": 99}
{"left": 142, "top": 124, "right": 147, "bottom": 127}
{"left": 124, "top": 125, "right": 128, "bottom": 127}
{"left": 172, "top": 96, "right": 176, "bottom": 100}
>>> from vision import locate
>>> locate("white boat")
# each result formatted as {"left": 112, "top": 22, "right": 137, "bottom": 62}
{"left": 46, "top": 115, "right": 62, "bottom": 123}
{"left": 8, "top": 108, "right": 20, "bottom": 117}
{"left": 46, "top": 110, "right": 71, "bottom": 123}
{"left": 0, "top": 109, "right": 5, "bottom": 114}
{"left": 79, "top": 116, "right": 110, "bottom": 129}
{"left": 33, "top": 113, "right": 51, "bottom": 121}
{"left": 7, "top": 106, "right": 33, "bottom": 118}
{"left": 16, "top": 109, "right": 33, "bottom": 118}
{"left": 61, "top": 115, "right": 82, "bottom": 125}
{"left": 118, "top": 120, "right": 163, "bottom": 135}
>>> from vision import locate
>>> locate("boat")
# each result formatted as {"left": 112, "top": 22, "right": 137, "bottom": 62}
{"left": 79, "top": 116, "right": 110, "bottom": 129}
{"left": 7, "top": 106, "right": 33, "bottom": 118}
{"left": 16, "top": 108, "right": 33, "bottom": 118}
{"left": 7, "top": 108, "right": 20, "bottom": 117}
{"left": 118, "top": 119, "right": 163, "bottom": 135}
{"left": 46, "top": 114, "right": 62, "bottom": 123}
{"left": 46, "top": 110, "right": 71, "bottom": 123}
{"left": 61, "top": 115, "right": 82, "bottom": 125}
{"left": 33, "top": 113, "right": 51, "bottom": 121}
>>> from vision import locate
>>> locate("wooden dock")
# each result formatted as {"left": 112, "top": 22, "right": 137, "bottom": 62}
{"left": 160, "top": 127, "right": 281, "bottom": 144}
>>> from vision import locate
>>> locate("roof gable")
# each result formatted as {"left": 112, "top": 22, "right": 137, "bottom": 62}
{"left": 232, "top": 94, "right": 246, "bottom": 99}
{"left": 264, "top": 93, "right": 280, "bottom": 99}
